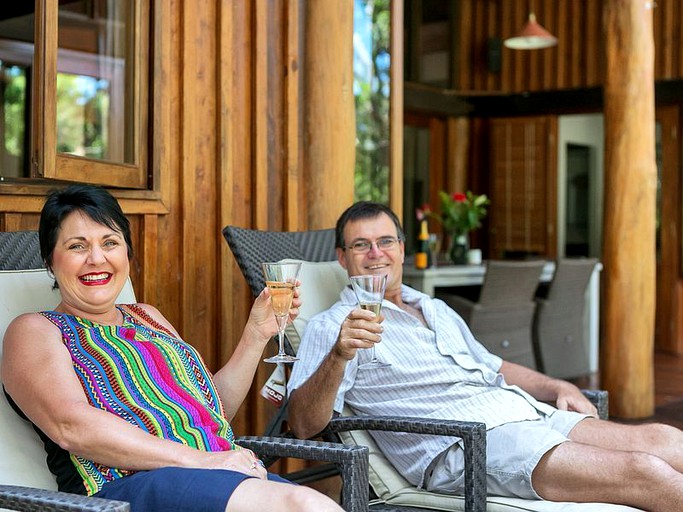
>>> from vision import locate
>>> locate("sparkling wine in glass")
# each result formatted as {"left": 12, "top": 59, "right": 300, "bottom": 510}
{"left": 262, "top": 261, "right": 302, "bottom": 364}
{"left": 349, "top": 274, "right": 391, "bottom": 369}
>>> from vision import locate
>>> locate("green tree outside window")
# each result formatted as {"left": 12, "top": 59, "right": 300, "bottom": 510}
{"left": 354, "top": 0, "right": 391, "bottom": 203}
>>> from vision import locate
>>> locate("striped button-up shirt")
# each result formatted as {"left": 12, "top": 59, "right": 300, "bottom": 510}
{"left": 288, "top": 284, "right": 556, "bottom": 487}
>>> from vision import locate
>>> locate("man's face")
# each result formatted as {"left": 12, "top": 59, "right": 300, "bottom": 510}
{"left": 337, "top": 212, "right": 405, "bottom": 295}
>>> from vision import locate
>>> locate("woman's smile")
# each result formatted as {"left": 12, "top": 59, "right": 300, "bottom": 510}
{"left": 79, "top": 272, "right": 113, "bottom": 286}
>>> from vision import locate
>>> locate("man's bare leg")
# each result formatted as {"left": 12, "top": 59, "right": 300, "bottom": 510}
{"left": 531, "top": 419, "right": 683, "bottom": 511}
{"left": 570, "top": 418, "right": 683, "bottom": 471}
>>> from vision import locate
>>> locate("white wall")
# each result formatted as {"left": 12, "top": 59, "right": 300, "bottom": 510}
{"left": 557, "top": 114, "right": 604, "bottom": 258}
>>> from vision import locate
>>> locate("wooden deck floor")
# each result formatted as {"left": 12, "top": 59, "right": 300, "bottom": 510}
{"left": 637, "top": 350, "right": 683, "bottom": 429}
{"left": 573, "top": 350, "right": 683, "bottom": 429}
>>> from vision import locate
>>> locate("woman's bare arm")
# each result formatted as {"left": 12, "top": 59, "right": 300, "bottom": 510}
{"left": 1, "top": 313, "right": 260, "bottom": 474}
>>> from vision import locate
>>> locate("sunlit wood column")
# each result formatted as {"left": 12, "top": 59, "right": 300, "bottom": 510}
{"left": 304, "top": 0, "right": 355, "bottom": 229}
{"left": 602, "top": 0, "right": 656, "bottom": 418}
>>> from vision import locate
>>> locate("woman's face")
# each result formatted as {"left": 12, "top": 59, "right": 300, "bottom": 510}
{"left": 51, "top": 210, "right": 130, "bottom": 317}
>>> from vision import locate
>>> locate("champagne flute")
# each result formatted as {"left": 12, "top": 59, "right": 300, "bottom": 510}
{"left": 349, "top": 274, "right": 391, "bottom": 369}
{"left": 262, "top": 261, "right": 302, "bottom": 364}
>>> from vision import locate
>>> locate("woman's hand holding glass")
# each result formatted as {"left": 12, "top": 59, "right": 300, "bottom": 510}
{"left": 247, "top": 281, "right": 301, "bottom": 341}
{"left": 261, "top": 262, "right": 302, "bottom": 363}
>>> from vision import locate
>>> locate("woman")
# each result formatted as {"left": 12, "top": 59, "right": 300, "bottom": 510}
{"left": 1, "top": 184, "right": 342, "bottom": 512}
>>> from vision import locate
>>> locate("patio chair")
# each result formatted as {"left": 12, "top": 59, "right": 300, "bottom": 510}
{"left": 223, "top": 226, "right": 636, "bottom": 512}
{"left": 0, "top": 231, "right": 369, "bottom": 512}
{"left": 437, "top": 260, "right": 545, "bottom": 369}
{"left": 533, "top": 258, "right": 600, "bottom": 379}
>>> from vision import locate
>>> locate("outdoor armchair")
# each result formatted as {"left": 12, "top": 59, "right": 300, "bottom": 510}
{"left": 533, "top": 258, "right": 600, "bottom": 379}
{"left": 437, "top": 260, "right": 545, "bottom": 369}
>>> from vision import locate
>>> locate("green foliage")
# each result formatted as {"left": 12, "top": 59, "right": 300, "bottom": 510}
{"left": 354, "top": 0, "right": 391, "bottom": 204}
{"left": 56, "top": 74, "right": 109, "bottom": 159}
{"left": 3, "top": 67, "right": 26, "bottom": 157}
{"left": 420, "top": 191, "right": 490, "bottom": 237}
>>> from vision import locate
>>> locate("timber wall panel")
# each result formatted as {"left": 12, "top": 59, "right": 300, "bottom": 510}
{"left": 218, "top": 0, "right": 255, "bottom": 439}
{"left": 180, "top": 0, "right": 220, "bottom": 381}
{"left": 450, "top": 0, "right": 683, "bottom": 93}
{"left": 0, "top": 0, "right": 322, "bottom": 454}
{"left": 540, "top": 0, "right": 556, "bottom": 89}
{"left": 0, "top": 213, "right": 39, "bottom": 232}
{"left": 655, "top": 107, "right": 682, "bottom": 354}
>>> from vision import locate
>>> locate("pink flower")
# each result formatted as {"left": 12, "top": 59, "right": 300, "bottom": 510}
{"left": 416, "top": 203, "right": 432, "bottom": 221}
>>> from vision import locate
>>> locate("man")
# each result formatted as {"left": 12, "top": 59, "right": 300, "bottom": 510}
{"left": 287, "top": 201, "right": 683, "bottom": 511}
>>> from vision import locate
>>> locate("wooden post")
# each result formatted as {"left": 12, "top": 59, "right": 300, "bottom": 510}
{"left": 304, "top": 0, "right": 355, "bottom": 229}
{"left": 602, "top": 0, "right": 656, "bottom": 418}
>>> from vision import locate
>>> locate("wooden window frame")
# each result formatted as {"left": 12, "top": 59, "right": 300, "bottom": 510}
{"left": 0, "top": 0, "right": 169, "bottom": 215}
{"left": 33, "top": 0, "right": 149, "bottom": 189}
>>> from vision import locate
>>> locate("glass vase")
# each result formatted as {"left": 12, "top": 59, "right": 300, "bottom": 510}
{"left": 448, "top": 233, "right": 469, "bottom": 265}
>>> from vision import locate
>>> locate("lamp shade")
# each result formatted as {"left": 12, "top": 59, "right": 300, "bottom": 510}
{"left": 504, "top": 13, "right": 557, "bottom": 50}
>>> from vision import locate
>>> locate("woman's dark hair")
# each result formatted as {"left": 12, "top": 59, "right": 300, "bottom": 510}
{"left": 335, "top": 201, "right": 405, "bottom": 249}
{"left": 39, "top": 184, "right": 134, "bottom": 271}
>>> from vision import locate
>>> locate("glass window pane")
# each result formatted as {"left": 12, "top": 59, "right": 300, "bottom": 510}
{"left": 354, "top": 0, "right": 391, "bottom": 203}
{"left": 57, "top": 0, "right": 134, "bottom": 164}
{"left": 0, "top": 6, "right": 34, "bottom": 179}
{"left": 1, "top": 64, "right": 28, "bottom": 177}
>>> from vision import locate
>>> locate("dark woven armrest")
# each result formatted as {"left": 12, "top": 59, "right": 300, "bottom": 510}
{"left": 541, "top": 389, "right": 608, "bottom": 422}
{"left": 0, "top": 485, "right": 130, "bottom": 511}
{"left": 324, "top": 416, "right": 487, "bottom": 512}
{"left": 237, "top": 436, "right": 369, "bottom": 512}
{"left": 581, "top": 389, "right": 609, "bottom": 420}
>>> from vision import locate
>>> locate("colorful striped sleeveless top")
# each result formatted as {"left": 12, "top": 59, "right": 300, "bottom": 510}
{"left": 40, "top": 304, "right": 237, "bottom": 496}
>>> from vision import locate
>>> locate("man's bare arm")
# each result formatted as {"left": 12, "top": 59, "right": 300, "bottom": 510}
{"left": 288, "top": 308, "right": 382, "bottom": 438}
{"left": 288, "top": 350, "right": 347, "bottom": 439}
{"left": 499, "top": 360, "right": 597, "bottom": 416}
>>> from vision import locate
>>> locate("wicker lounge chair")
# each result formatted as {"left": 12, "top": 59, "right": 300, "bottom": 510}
{"left": 0, "top": 231, "right": 369, "bottom": 512}
{"left": 437, "top": 260, "right": 545, "bottom": 369}
{"left": 223, "top": 225, "right": 637, "bottom": 512}
{"left": 533, "top": 258, "right": 600, "bottom": 379}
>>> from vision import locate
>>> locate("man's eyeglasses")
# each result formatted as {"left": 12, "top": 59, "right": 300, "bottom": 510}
{"left": 344, "top": 237, "right": 402, "bottom": 254}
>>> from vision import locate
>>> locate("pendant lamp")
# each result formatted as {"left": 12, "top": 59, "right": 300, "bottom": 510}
{"left": 504, "top": 11, "right": 557, "bottom": 50}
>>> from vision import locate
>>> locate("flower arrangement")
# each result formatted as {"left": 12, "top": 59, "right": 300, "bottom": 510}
{"left": 416, "top": 190, "right": 490, "bottom": 264}
{"left": 417, "top": 190, "right": 490, "bottom": 238}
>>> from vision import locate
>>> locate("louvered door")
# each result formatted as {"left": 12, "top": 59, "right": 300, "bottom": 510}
{"left": 488, "top": 116, "right": 558, "bottom": 259}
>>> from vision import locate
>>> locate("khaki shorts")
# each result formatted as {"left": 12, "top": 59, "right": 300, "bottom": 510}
{"left": 424, "top": 410, "right": 588, "bottom": 500}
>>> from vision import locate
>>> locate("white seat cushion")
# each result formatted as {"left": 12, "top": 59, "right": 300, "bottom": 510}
{"left": 279, "top": 259, "right": 349, "bottom": 351}
{"left": 0, "top": 268, "right": 135, "bottom": 489}
{"left": 339, "top": 424, "right": 642, "bottom": 511}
